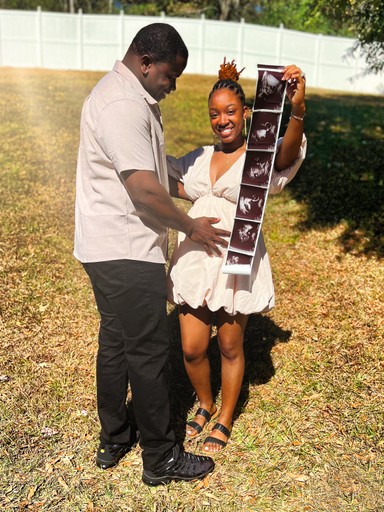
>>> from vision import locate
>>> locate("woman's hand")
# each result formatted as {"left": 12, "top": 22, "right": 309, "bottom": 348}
{"left": 282, "top": 64, "right": 306, "bottom": 116}
{"left": 273, "top": 65, "right": 306, "bottom": 171}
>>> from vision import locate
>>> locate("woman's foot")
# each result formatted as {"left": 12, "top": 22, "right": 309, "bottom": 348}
{"left": 203, "top": 421, "right": 232, "bottom": 452}
{"left": 186, "top": 405, "right": 218, "bottom": 439}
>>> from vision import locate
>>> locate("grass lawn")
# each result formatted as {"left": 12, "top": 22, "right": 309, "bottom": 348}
{"left": 0, "top": 67, "right": 383, "bottom": 511}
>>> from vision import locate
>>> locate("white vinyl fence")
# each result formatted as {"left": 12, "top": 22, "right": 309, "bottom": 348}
{"left": 0, "top": 8, "right": 383, "bottom": 94}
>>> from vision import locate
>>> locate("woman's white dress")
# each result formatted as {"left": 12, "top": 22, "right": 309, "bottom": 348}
{"left": 167, "top": 136, "right": 307, "bottom": 316}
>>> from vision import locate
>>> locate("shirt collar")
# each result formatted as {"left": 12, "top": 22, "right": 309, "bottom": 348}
{"left": 113, "top": 60, "right": 158, "bottom": 105}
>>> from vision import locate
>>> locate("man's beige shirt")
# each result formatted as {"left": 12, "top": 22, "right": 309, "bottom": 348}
{"left": 74, "top": 61, "right": 169, "bottom": 263}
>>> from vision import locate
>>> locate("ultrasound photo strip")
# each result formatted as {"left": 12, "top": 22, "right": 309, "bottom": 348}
{"left": 222, "top": 64, "right": 287, "bottom": 275}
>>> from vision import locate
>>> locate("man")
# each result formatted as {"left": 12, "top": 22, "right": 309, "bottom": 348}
{"left": 74, "top": 23, "right": 229, "bottom": 486}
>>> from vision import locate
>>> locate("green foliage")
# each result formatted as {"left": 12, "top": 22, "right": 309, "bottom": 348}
{"left": 315, "top": 0, "right": 384, "bottom": 73}
{"left": 122, "top": 1, "right": 160, "bottom": 16}
{"left": 0, "top": 0, "right": 64, "bottom": 10}
{"left": 243, "top": 0, "right": 345, "bottom": 35}
{"left": 280, "top": 92, "right": 384, "bottom": 256}
{"left": 0, "top": 0, "right": 118, "bottom": 13}
{"left": 120, "top": 0, "right": 224, "bottom": 19}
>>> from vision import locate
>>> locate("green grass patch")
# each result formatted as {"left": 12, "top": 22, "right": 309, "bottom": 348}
{"left": 0, "top": 67, "right": 383, "bottom": 511}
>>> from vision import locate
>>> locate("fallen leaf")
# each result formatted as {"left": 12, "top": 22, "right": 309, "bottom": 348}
{"left": 58, "top": 477, "right": 69, "bottom": 490}
{"left": 203, "top": 492, "right": 220, "bottom": 501}
{"left": 27, "top": 486, "right": 37, "bottom": 500}
{"left": 288, "top": 473, "right": 310, "bottom": 483}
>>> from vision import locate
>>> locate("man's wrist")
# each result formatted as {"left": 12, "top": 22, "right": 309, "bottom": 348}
{"left": 182, "top": 216, "right": 195, "bottom": 238}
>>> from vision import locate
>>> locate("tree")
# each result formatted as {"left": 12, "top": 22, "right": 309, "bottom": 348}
{"left": 242, "top": 0, "right": 350, "bottom": 35}
{"left": 0, "top": 0, "right": 112, "bottom": 12}
{"left": 314, "top": 0, "right": 384, "bottom": 74}
{"left": 121, "top": 0, "right": 243, "bottom": 21}
{"left": 241, "top": 0, "right": 384, "bottom": 74}
{"left": 217, "top": 0, "right": 240, "bottom": 20}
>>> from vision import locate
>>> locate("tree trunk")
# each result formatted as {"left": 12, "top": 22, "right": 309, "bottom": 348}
{"left": 219, "top": 0, "right": 240, "bottom": 20}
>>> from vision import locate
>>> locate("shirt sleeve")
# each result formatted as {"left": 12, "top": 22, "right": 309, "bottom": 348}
{"left": 166, "top": 155, "right": 185, "bottom": 182}
{"left": 166, "top": 147, "right": 207, "bottom": 182}
{"left": 269, "top": 134, "right": 307, "bottom": 194}
{"left": 97, "top": 99, "right": 156, "bottom": 174}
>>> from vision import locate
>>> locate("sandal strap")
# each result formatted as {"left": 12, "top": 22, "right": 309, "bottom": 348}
{"left": 195, "top": 407, "right": 212, "bottom": 422}
{"left": 186, "top": 420, "right": 203, "bottom": 434}
{"left": 211, "top": 422, "right": 231, "bottom": 438}
{"left": 204, "top": 435, "right": 227, "bottom": 448}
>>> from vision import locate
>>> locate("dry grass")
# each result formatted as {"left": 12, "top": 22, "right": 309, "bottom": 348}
{"left": 0, "top": 67, "right": 383, "bottom": 511}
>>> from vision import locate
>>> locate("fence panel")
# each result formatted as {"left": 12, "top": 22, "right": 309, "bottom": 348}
{"left": 0, "top": 8, "right": 382, "bottom": 94}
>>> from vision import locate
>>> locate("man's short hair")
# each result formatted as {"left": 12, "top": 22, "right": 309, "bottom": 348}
{"left": 130, "top": 23, "right": 188, "bottom": 63}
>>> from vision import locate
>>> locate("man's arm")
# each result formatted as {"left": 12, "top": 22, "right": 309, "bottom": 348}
{"left": 122, "top": 170, "right": 229, "bottom": 255}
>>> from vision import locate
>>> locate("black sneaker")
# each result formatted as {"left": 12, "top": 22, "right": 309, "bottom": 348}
{"left": 96, "top": 403, "right": 140, "bottom": 469}
{"left": 142, "top": 445, "right": 214, "bottom": 486}
{"left": 96, "top": 442, "right": 134, "bottom": 469}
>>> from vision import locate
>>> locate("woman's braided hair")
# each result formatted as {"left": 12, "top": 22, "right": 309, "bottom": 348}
{"left": 208, "top": 57, "right": 246, "bottom": 106}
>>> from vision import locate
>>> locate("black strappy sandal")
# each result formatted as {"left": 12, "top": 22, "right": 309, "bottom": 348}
{"left": 203, "top": 422, "right": 231, "bottom": 451}
{"left": 186, "top": 407, "right": 219, "bottom": 440}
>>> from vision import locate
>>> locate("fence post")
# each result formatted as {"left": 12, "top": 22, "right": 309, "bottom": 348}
{"left": 78, "top": 8, "right": 83, "bottom": 70}
{"left": 36, "top": 6, "right": 43, "bottom": 67}
{"left": 314, "top": 33, "right": 322, "bottom": 88}
{"left": 353, "top": 44, "right": 360, "bottom": 92}
{"left": 199, "top": 13, "right": 205, "bottom": 74}
{"left": 238, "top": 17, "right": 245, "bottom": 66}
{"left": 276, "top": 23, "right": 284, "bottom": 64}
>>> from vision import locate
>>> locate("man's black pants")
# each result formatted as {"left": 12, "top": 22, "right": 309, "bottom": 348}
{"left": 83, "top": 259, "right": 176, "bottom": 471}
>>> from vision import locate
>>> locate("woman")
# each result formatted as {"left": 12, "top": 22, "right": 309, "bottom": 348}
{"left": 167, "top": 59, "right": 307, "bottom": 452}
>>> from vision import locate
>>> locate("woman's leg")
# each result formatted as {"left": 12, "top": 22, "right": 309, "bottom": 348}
{"left": 203, "top": 310, "right": 248, "bottom": 452}
{"left": 179, "top": 305, "right": 216, "bottom": 436}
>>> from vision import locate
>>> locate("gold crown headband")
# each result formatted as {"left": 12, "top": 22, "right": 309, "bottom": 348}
{"left": 218, "top": 57, "right": 245, "bottom": 82}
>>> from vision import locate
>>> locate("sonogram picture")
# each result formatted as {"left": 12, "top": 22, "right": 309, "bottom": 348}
{"left": 222, "top": 64, "right": 287, "bottom": 275}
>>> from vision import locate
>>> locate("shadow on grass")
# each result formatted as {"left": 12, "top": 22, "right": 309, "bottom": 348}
{"left": 167, "top": 308, "right": 291, "bottom": 441}
{"left": 280, "top": 92, "right": 384, "bottom": 258}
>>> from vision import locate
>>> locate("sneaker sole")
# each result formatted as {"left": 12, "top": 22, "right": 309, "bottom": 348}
{"left": 96, "top": 459, "right": 118, "bottom": 470}
{"left": 142, "top": 466, "right": 214, "bottom": 486}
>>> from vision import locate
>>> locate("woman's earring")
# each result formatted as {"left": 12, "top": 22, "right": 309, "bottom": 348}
{"left": 212, "top": 133, "right": 220, "bottom": 146}
{"left": 243, "top": 118, "right": 248, "bottom": 138}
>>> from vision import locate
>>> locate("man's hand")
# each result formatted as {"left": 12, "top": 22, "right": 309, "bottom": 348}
{"left": 123, "top": 170, "right": 230, "bottom": 255}
{"left": 188, "top": 217, "right": 230, "bottom": 256}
